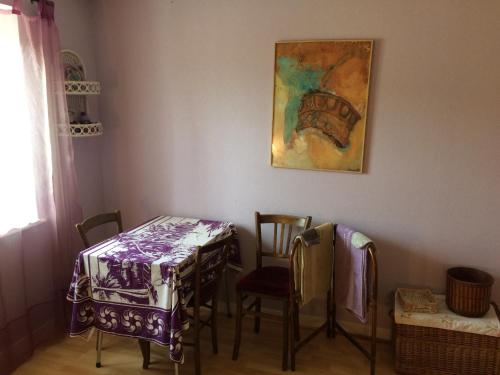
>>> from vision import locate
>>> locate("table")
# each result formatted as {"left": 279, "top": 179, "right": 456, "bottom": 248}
{"left": 67, "top": 215, "right": 240, "bottom": 364}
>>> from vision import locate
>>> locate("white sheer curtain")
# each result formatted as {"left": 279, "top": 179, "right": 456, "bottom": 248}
{"left": 0, "top": 1, "right": 83, "bottom": 373}
{"left": 0, "top": 9, "right": 40, "bottom": 234}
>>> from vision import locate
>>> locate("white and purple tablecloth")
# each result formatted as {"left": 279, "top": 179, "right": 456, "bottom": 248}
{"left": 67, "top": 215, "right": 240, "bottom": 363}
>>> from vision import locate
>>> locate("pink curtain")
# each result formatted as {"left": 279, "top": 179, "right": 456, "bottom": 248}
{"left": 0, "top": 1, "right": 82, "bottom": 373}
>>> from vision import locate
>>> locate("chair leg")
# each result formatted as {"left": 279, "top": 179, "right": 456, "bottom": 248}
{"left": 282, "top": 300, "right": 289, "bottom": 371}
{"left": 95, "top": 330, "right": 103, "bottom": 368}
{"left": 326, "top": 290, "right": 332, "bottom": 338}
{"left": 293, "top": 302, "right": 300, "bottom": 341}
{"left": 138, "top": 339, "right": 150, "bottom": 369}
{"left": 211, "top": 294, "right": 219, "bottom": 354}
{"left": 370, "top": 304, "right": 377, "bottom": 375}
{"left": 224, "top": 268, "right": 232, "bottom": 318}
{"left": 290, "top": 302, "right": 296, "bottom": 371}
{"left": 331, "top": 298, "right": 337, "bottom": 338}
{"left": 194, "top": 303, "right": 201, "bottom": 375}
{"left": 232, "top": 291, "right": 243, "bottom": 360}
{"left": 254, "top": 297, "right": 261, "bottom": 333}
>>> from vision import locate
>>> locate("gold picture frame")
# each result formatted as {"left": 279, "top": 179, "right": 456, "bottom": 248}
{"left": 271, "top": 40, "right": 373, "bottom": 173}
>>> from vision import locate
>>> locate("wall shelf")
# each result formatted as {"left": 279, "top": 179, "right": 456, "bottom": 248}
{"left": 69, "top": 122, "right": 103, "bottom": 137}
{"left": 65, "top": 80, "right": 101, "bottom": 95}
{"left": 61, "top": 49, "right": 102, "bottom": 137}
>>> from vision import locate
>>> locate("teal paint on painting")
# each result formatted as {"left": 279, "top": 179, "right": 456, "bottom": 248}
{"left": 277, "top": 57, "right": 324, "bottom": 143}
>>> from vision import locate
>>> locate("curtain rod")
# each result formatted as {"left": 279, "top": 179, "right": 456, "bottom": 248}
{"left": 26, "top": 0, "right": 55, "bottom": 20}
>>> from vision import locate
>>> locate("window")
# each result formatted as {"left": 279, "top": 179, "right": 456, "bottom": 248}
{"left": 0, "top": 8, "right": 41, "bottom": 234}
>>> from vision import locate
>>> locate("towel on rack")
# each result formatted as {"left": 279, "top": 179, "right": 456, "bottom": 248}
{"left": 335, "top": 225, "right": 372, "bottom": 323}
{"left": 294, "top": 223, "right": 333, "bottom": 307}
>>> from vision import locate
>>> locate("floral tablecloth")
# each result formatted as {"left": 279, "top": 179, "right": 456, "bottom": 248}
{"left": 67, "top": 216, "right": 241, "bottom": 363}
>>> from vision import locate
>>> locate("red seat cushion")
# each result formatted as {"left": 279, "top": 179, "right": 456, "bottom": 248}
{"left": 236, "top": 266, "right": 290, "bottom": 297}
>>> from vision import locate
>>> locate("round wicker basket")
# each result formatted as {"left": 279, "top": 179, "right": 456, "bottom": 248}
{"left": 446, "top": 267, "right": 493, "bottom": 317}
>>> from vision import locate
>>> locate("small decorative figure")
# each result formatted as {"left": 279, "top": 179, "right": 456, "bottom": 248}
{"left": 77, "top": 111, "right": 91, "bottom": 124}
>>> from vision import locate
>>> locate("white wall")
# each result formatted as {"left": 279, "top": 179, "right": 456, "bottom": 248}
{"left": 56, "top": 0, "right": 105, "bottom": 218}
{"left": 90, "top": 0, "right": 500, "bottom": 330}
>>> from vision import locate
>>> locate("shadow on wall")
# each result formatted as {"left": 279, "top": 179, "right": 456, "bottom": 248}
{"left": 360, "top": 37, "right": 383, "bottom": 175}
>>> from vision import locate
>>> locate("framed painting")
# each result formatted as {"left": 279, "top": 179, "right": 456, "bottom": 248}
{"left": 271, "top": 40, "right": 373, "bottom": 173}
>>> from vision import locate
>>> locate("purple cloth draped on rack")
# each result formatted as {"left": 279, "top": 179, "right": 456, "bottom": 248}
{"left": 334, "top": 224, "right": 372, "bottom": 323}
{"left": 67, "top": 216, "right": 241, "bottom": 364}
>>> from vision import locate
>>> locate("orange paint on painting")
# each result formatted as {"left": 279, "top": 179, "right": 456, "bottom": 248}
{"left": 271, "top": 40, "right": 373, "bottom": 172}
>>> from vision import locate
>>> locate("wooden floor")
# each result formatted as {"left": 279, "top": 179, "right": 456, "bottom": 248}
{"left": 13, "top": 314, "right": 396, "bottom": 374}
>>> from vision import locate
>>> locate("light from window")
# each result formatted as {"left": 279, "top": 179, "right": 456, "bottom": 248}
{"left": 0, "top": 13, "right": 40, "bottom": 235}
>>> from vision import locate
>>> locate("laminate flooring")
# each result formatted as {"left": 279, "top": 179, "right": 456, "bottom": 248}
{"left": 13, "top": 314, "right": 396, "bottom": 375}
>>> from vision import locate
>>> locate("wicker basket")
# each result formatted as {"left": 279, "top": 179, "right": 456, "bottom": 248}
{"left": 397, "top": 288, "right": 438, "bottom": 313}
{"left": 392, "top": 306, "right": 500, "bottom": 375}
{"left": 447, "top": 267, "right": 494, "bottom": 317}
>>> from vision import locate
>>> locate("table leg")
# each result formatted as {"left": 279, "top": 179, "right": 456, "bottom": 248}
{"left": 224, "top": 267, "right": 232, "bottom": 317}
{"left": 96, "top": 330, "right": 103, "bottom": 368}
{"left": 174, "top": 363, "right": 179, "bottom": 375}
{"left": 138, "top": 339, "right": 150, "bottom": 369}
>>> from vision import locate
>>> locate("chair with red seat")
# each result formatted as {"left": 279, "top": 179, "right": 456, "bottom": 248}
{"left": 232, "top": 212, "right": 312, "bottom": 371}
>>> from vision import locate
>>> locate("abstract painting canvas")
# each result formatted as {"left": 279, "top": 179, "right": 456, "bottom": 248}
{"left": 271, "top": 40, "right": 373, "bottom": 173}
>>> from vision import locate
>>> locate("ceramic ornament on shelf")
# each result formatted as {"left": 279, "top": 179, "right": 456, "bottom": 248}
{"left": 61, "top": 49, "right": 103, "bottom": 137}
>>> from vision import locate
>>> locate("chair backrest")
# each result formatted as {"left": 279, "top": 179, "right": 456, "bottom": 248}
{"left": 75, "top": 210, "right": 123, "bottom": 248}
{"left": 255, "top": 211, "right": 312, "bottom": 268}
{"left": 194, "top": 235, "right": 233, "bottom": 307}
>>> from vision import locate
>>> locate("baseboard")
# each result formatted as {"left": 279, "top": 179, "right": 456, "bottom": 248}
{"left": 218, "top": 301, "right": 391, "bottom": 341}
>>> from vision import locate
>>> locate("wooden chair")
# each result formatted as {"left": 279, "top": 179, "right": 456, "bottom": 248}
{"left": 75, "top": 210, "right": 123, "bottom": 249}
{"left": 232, "top": 212, "right": 312, "bottom": 371}
{"left": 140, "top": 235, "right": 234, "bottom": 375}
{"left": 74, "top": 210, "right": 123, "bottom": 368}
{"left": 289, "top": 223, "right": 334, "bottom": 371}
{"left": 332, "top": 224, "right": 378, "bottom": 375}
